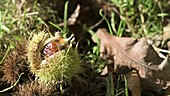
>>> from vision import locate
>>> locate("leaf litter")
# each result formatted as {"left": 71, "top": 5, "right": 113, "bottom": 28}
{"left": 93, "top": 28, "right": 170, "bottom": 92}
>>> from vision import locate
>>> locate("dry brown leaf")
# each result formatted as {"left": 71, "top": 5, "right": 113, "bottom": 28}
{"left": 58, "top": 4, "right": 80, "bottom": 26}
{"left": 68, "top": 4, "right": 80, "bottom": 25}
{"left": 94, "top": 28, "right": 170, "bottom": 92}
{"left": 163, "top": 23, "right": 170, "bottom": 52}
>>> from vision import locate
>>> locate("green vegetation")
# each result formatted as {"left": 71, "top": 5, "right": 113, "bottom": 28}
{"left": 0, "top": 0, "right": 47, "bottom": 63}
{"left": 0, "top": 0, "right": 170, "bottom": 96}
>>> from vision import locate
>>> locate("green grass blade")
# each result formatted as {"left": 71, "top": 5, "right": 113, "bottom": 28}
{"left": 124, "top": 75, "right": 129, "bottom": 96}
{"left": 115, "top": 75, "right": 120, "bottom": 95}
{"left": 63, "top": 1, "right": 69, "bottom": 38}
{"left": 88, "top": 29, "right": 99, "bottom": 45}
{"left": 117, "top": 20, "right": 125, "bottom": 37}
{"left": 49, "top": 21, "right": 62, "bottom": 31}
{"left": 99, "top": 9, "right": 114, "bottom": 35}
{"left": 0, "top": 46, "right": 10, "bottom": 64}
{"left": 110, "top": 11, "right": 117, "bottom": 33}
{"left": 107, "top": 72, "right": 114, "bottom": 96}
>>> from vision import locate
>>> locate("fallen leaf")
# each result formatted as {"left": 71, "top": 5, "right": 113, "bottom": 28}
{"left": 94, "top": 28, "right": 170, "bottom": 91}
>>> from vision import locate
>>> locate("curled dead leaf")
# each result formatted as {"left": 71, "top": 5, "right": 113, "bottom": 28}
{"left": 94, "top": 28, "right": 170, "bottom": 92}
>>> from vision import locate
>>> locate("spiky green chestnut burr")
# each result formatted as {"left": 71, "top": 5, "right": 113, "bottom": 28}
{"left": 27, "top": 32, "right": 81, "bottom": 86}
{"left": 27, "top": 32, "right": 45, "bottom": 71}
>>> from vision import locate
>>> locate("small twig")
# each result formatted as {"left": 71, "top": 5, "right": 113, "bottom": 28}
{"left": 153, "top": 45, "right": 170, "bottom": 54}
{"left": 0, "top": 73, "right": 24, "bottom": 93}
{"left": 89, "top": 17, "right": 104, "bottom": 29}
